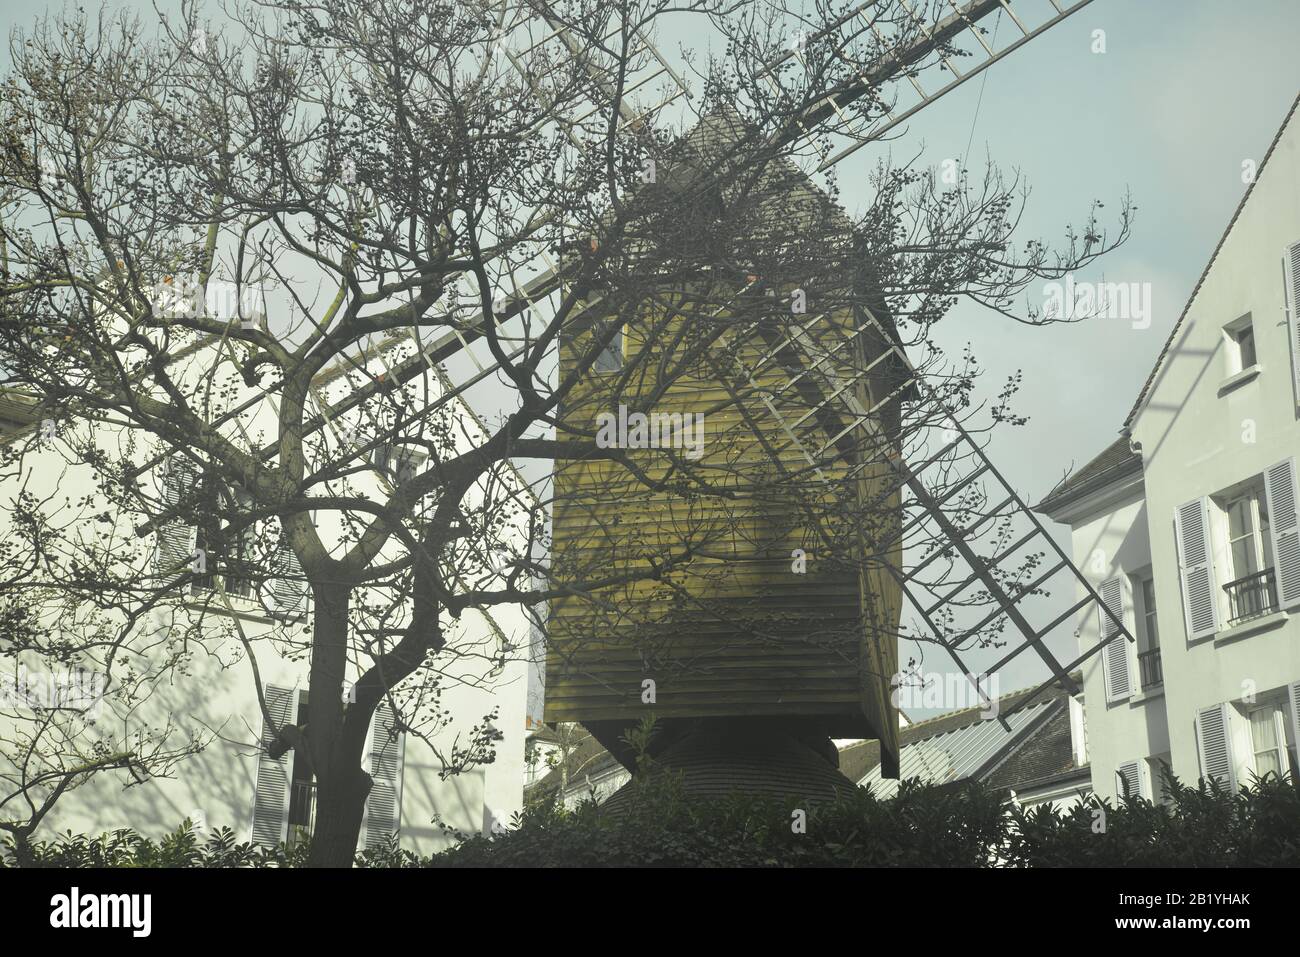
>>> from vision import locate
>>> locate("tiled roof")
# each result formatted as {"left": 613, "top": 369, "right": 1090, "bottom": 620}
{"left": 981, "top": 703, "right": 1077, "bottom": 792}
{"left": 1033, "top": 435, "right": 1142, "bottom": 514}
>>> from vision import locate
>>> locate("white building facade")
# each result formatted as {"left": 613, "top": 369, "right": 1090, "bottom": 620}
{"left": 1038, "top": 96, "right": 1300, "bottom": 803}
{"left": 0, "top": 323, "right": 530, "bottom": 857}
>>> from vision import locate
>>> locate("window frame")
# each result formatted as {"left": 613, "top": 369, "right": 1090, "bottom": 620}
{"left": 1131, "top": 569, "right": 1159, "bottom": 652}
{"left": 191, "top": 483, "right": 259, "bottom": 602}
{"left": 1247, "top": 701, "right": 1288, "bottom": 781}
{"left": 592, "top": 322, "right": 624, "bottom": 374}
{"left": 1210, "top": 477, "right": 1279, "bottom": 625}
{"left": 1222, "top": 313, "right": 1259, "bottom": 378}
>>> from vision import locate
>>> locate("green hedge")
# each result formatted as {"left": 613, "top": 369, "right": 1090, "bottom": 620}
{"left": 5, "top": 771, "right": 1298, "bottom": 867}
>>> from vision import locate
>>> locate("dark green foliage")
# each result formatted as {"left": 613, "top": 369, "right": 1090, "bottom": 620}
{"left": 431, "top": 774, "right": 1006, "bottom": 867}
{"left": 1, "top": 820, "right": 310, "bottom": 868}
{"left": 1004, "top": 771, "right": 1300, "bottom": 867}
{"left": 4, "top": 773, "right": 1298, "bottom": 867}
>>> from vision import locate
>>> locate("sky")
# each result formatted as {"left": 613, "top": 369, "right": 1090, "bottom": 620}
{"left": 4, "top": 1, "right": 1299, "bottom": 718}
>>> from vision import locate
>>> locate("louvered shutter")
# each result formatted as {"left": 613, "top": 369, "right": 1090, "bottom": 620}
{"left": 1287, "top": 682, "right": 1300, "bottom": 780}
{"left": 1174, "top": 498, "right": 1220, "bottom": 639}
{"left": 1283, "top": 242, "right": 1300, "bottom": 411}
{"left": 1263, "top": 458, "right": 1300, "bottom": 608}
{"left": 250, "top": 684, "right": 295, "bottom": 846}
{"left": 272, "top": 541, "right": 308, "bottom": 618}
{"left": 1099, "top": 577, "right": 1131, "bottom": 703}
{"left": 1116, "top": 760, "right": 1142, "bottom": 800}
{"left": 1195, "top": 703, "right": 1237, "bottom": 793}
{"left": 361, "top": 701, "right": 403, "bottom": 850}
{"left": 155, "top": 457, "right": 199, "bottom": 575}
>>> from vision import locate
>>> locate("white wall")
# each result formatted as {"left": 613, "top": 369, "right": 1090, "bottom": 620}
{"left": 1129, "top": 107, "right": 1300, "bottom": 792}
{"left": 0, "top": 337, "right": 530, "bottom": 858}
{"left": 1049, "top": 106, "right": 1300, "bottom": 802}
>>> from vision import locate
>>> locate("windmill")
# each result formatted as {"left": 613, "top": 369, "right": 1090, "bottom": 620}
{"left": 157, "top": 0, "right": 1132, "bottom": 802}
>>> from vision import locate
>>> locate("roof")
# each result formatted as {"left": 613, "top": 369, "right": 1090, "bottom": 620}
{"left": 1033, "top": 435, "right": 1142, "bottom": 515}
{"left": 526, "top": 727, "right": 623, "bottom": 797}
{"left": 981, "top": 703, "right": 1080, "bottom": 793}
{"left": 0, "top": 390, "right": 41, "bottom": 440}
{"left": 1123, "top": 90, "right": 1300, "bottom": 428}
{"left": 854, "top": 678, "right": 1080, "bottom": 798}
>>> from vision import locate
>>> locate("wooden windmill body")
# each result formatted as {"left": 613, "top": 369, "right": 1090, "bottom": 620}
{"left": 429, "top": 0, "right": 1138, "bottom": 802}
{"left": 545, "top": 113, "right": 910, "bottom": 785}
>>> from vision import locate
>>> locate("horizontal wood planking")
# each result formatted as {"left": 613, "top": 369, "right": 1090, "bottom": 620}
{"left": 547, "top": 298, "right": 901, "bottom": 737}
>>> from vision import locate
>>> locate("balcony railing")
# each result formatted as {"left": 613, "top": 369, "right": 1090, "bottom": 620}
{"left": 1223, "top": 568, "right": 1278, "bottom": 626}
{"left": 1137, "top": 648, "right": 1163, "bottom": 690}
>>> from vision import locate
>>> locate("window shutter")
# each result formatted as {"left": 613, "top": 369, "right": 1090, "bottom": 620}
{"left": 1116, "top": 760, "right": 1141, "bottom": 799}
{"left": 272, "top": 541, "right": 308, "bottom": 618}
{"left": 1263, "top": 458, "right": 1300, "bottom": 608}
{"left": 361, "top": 701, "right": 404, "bottom": 850}
{"left": 155, "top": 457, "right": 199, "bottom": 575}
{"left": 1174, "top": 498, "right": 1219, "bottom": 639}
{"left": 250, "top": 684, "right": 295, "bottom": 846}
{"left": 1195, "top": 703, "right": 1237, "bottom": 793}
{"left": 1283, "top": 242, "right": 1300, "bottom": 411}
{"left": 1099, "top": 577, "right": 1131, "bottom": 703}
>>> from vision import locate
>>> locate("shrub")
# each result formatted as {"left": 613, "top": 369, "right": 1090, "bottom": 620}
{"left": 4, "top": 772, "right": 1297, "bottom": 867}
{"left": 1, "top": 820, "right": 308, "bottom": 868}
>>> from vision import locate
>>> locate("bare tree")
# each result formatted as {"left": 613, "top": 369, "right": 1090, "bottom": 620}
{"left": 0, "top": 0, "right": 1130, "bottom": 865}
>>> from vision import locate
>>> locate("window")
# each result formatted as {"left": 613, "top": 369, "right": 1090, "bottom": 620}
{"left": 1214, "top": 480, "right": 1278, "bottom": 624}
{"left": 193, "top": 486, "right": 258, "bottom": 600}
{"left": 1248, "top": 703, "right": 1288, "bottom": 780}
{"left": 1132, "top": 572, "right": 1162, "bottom": 690}
{"left": 372, "top": 443, "right": 427, "bottom": 486}
{"left": 1225, "top": 488, "right": 1270, "bottom": 579}
{"left": 286, "top": 690, "right": 315, "bottom": 849}
{"left": 1223, "top": 314, "right": 1258, "bottom": 376}
{"left": 1139, "top": 576, "right": 1159, "bottom": 646}
{"left": 593, "top": 322, "right": 623, "bottom": 373}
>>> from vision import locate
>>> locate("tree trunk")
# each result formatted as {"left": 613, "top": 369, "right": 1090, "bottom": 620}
{"left": 10, "top": 831, "right": 36, "bottom": 867}
{"left": 304, "top": 581, "right": 374, "bottom": 867}
{"left": 308, "top": 762, "right": 370, "bottom": 867}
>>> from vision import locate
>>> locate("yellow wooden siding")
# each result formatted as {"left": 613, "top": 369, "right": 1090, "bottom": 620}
{"left": 547, "top": 293, "right": 900, "bottom": 740}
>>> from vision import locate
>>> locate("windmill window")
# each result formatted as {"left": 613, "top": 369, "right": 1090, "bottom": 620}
{"left": 593, "top": 323, "right": 623, "bottom": 373}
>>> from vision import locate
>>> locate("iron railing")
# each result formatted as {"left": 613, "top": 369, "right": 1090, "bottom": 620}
{"left": 1137, "top": 648, "right": 1163, "bottom": 690}
{"left": 1223, "top": 568, "right": 1278, "bottom": 625}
